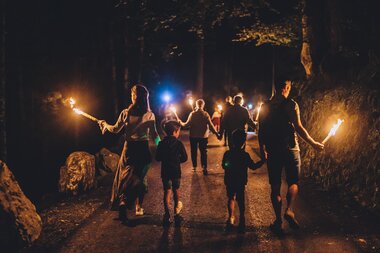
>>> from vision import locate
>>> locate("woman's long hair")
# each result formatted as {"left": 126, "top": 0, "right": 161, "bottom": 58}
{"left": 128, "top": 84, "right": 151, "bottom": 116}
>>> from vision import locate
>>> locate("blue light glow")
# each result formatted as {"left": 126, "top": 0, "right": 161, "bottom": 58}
{"left": 248, "top": 104, "right": 253, "bottom": 109}
{"left": 162, "top": 92, "right": 172, "bottom": 103}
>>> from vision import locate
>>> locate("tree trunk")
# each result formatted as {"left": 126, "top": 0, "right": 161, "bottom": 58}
{"left": 301, "top": 0, "right": 314, "bottom": 79}
{"left": 0, "top": 0, "right": 6, "bottom": 161}
{"left": 196, "top": 37, "right": 204, "bottom": 97}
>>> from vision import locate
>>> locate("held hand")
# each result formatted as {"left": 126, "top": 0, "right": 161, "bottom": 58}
{"left": 313, "top": 141, "right": 324, "bottom": 151}
{"left": 98, "top": 120, "right": 107, "bottom": 135}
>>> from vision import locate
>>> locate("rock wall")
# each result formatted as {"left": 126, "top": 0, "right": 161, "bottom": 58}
{"left": 298, "top": 86, "right": 379, "bottom": 213}
{"left": 0, "top": 161, "right": 42, "bottom": 249}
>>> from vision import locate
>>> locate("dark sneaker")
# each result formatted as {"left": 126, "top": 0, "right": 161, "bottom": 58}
{"left": 269, "top": 220, "right": 284, "bottom": 237}
{"left": 162, "top": 214, "right": 170, "bottom": 227}
{"left": 225, "top": 217, "right": 235, "bottom": 232}
{"left": 118, "top": 205, "right": 127, "bottom": 221}
{"left": 238, "top": 217, "right": 246, "bottom": 233}
{"left": 284, "top": 210, "right": 300, "bottom": 229}
{"left": 174, "top": 214, "right": 183, "bottom": 227}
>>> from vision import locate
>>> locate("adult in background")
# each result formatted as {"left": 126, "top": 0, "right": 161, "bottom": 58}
{"left": 220, "top": 95, "right": 256, "bottom": 149}
{"left": 99, "top": 84, "right": 160, "bottom": 222}
{"left": 221, "top": 96, "right": 233, "bottom": 146}
{"left": 258, "top": 80, "right": 324, "bottom": 235}
{"left": 211, "top": 105, "right": 222, "bottom": 132}
{"left": 178, "top": 99, "right": 220, "bottom": 175}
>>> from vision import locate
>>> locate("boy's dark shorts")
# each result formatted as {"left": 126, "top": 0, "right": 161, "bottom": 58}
{"left": 162, "top": 177, "right": 181, "bottom": 190}
{"left": 267, "top": 149, "right": 301, "bottom": 186}
{"left": 225, "top": 184, "right": 245, "bottom": 199}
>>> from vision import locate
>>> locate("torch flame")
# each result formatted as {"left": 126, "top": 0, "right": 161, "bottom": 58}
{"left": 69, "top": 97, "right": 76, "bottom": 108}
{"left": 73, "top": 108, "right": 83, "bottom": 115}
{"left": 255, "top": 102, "right": 263, "bottom": 121}
{"left": 170, "top": 106, "right": 177, "bottom": 114}
{"left": 188, "top": 98, "right": 194, "bottom": 106}
{"left": 328, "top": 119, "right": 344, "bottom": 136}
{"left": 217, "top": 104, "right": 222, "bottom": 111}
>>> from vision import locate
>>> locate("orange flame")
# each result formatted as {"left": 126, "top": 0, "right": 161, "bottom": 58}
{"left": 188, "top": 98, "right": 194, "bottom": 106}
{"left": 69, "top": 97, "right": 76, "bottom": 108}
{"left": 328, "top": 119, "right": 344, "bottom": 136}
{"left": 217, "top": 104, "right": 223, "bottom": 111}
{"left": 73, "top": 108, "right": 83, "bottom": 115}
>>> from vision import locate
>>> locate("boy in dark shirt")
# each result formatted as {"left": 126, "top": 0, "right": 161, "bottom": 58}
{"left": 222, "top": 129, "right": 263, "bottom": 232}
{"left": 156, "top": 121, "right": 188, "bottom": 226}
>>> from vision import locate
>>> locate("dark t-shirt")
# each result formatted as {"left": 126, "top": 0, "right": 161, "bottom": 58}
{"left": 222, "top": 148, "right": 258, "bottom": 187}
{"left": 155, "top": 136, "right": 188, "bottom": 179}
{"left": 258, "top": 96, "right": 299, "bottom": 153}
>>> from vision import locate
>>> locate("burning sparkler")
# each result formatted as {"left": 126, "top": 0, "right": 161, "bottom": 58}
{"left": 322, "top": 119, "right": 344, "bottom": 144}
{"left": 255, "top": 102, "right": 263, "bottom": 121}
{"left": 68, "top": 97, "right": 100, "bottom": 123}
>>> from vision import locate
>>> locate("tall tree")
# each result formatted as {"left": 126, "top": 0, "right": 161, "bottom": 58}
{"left": 0, "top": 0, "right": 6, "bottom": 161}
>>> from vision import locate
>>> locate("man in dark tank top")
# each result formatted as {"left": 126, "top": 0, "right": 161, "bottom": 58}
{"left": 259, "top": 80, "right": 324, "bottom": 235}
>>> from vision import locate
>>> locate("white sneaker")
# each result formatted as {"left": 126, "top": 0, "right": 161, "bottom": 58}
{"left": 175, "top": 201, "right": 183, "bottom": 215}
{"left": 135, "top": 207, "right": 144, "bottom": 216}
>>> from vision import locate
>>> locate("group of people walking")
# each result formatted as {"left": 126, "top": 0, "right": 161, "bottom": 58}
{"left": 98, "top": 80, "right": 324, "bottom": 235}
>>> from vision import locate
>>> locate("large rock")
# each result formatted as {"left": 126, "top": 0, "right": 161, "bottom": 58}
{"left": 95, "top": 148, "right": 119, "bottom": 176}
{"left": 58, "top": 152, "right": 96, "bottom": 195}
{"left": 0, "top": 161, "right": 42, "bottom": 249}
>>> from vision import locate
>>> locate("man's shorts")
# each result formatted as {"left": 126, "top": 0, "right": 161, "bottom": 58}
{"left": 267, "top": 150, "right": 301, "bottom": 186}
{"left": 162, "top": 177, "right": 181, "bottom": 190}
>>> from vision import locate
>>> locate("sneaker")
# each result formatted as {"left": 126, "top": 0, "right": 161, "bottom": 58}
{"left": 135, "top": 207, "right": 144, "bottom": 216}
{"left": 174, "top": 214, "right": 183, "bottom": 227}
{"left": 175, "top": 201, "right": 183, "bottom": 215}
{"left": 118, "top": 205, "right": 127, "bottom": 221}
{"left": 269, "top": 220, "right": 284, "bottom": 236}
{"left": 225, "top": 218, "right": 234, "bottom": 232}
{"left": 238, "top": 221, "right": 246, "bottom": 234}
{"left": 284, "top": 210, "right": 300, "bottom": 229}
{"left": 162, "top": 213, "right": 170, "bottom": 227}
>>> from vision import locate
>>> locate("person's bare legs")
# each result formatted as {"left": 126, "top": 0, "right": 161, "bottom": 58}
{"left": 164, "top": 189, "right": 171, "bottom": 215}
{"left": 236, "top": 190, "right": 245, "bottom": 232}
{"left": 286, "top": 184, "right": 298, "bottom": 212}
{"left": 284, "top": 183, "right": 300, "bottom": 229}
{"left": 227, "top": 195, "right": 236, "bottom": 223}
{"left": 270, "top": 184, "right": 282, "bottom": 223}
{"left": 173, "top": 189, "right": 180, "bottom": 213}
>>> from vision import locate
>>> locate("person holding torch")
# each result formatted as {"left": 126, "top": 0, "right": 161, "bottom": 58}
{"left": 258, "top": 80, "right": 324, "bottom": 235}
{"left": 98, "top": 84, "right": 160, "bottom": 223}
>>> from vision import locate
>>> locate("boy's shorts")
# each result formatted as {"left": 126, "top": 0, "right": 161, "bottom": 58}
{"left": 162, "top": 177, "right": 181, "bottom": 190}
{"left": 226, "top": 184, "right": 245, "bottom": 199}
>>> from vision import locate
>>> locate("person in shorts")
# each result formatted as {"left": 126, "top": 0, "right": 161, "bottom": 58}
{"left": 155, "top": 121, "right": 188, "bottom": 226}
{"left": 222, "top": 129, "right": 263, "bottom": 233}
{"left": 259, "top": 80, "right": 324, "bottom": 235}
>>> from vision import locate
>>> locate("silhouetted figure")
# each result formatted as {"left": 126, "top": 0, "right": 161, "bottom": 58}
{"left": 156, "top": 121, "right": 188, "bottom": 227}
{"left": 220, "top": 95, "right": 256, "bottom": 149}
{"left": 99, "top": 84, "right": 160, "bottom": 223}
{"left": 177, "top": 99, "right": 220, "bottom": 175}
{"left": 222, "top": 129, "right": 263, "bottom": 233}
{"left": 259, "top": 80, "right": 324, "bottom": 235}
{"left": 221, "top": 96, "right": 233, "bottom": 146}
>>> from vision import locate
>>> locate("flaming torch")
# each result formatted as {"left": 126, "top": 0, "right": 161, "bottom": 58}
{"left": 255, "top": 102, "right": 263, "bottom": 121}
{"left": 68, "top": 97, "right": 100, "bottom": 123}
{"left": 170, "top": 105, "right": 179, "bottom": 120}
{"left": 322, "top": 119, "right": 344, "bottom": 144}
{"left": 188, "top": 97, "right": 194, "bottom": 110}
{"left": 217, "top": 104, "right": 223, "bottom": 111}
